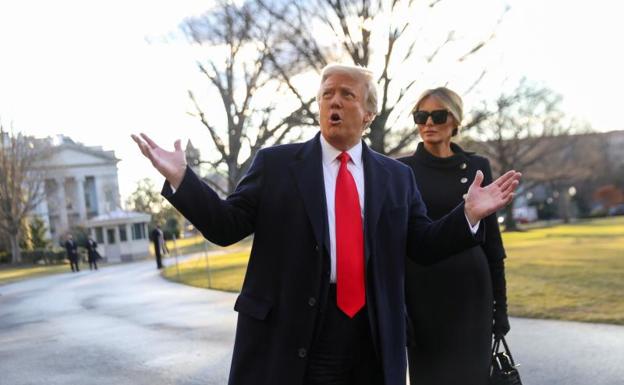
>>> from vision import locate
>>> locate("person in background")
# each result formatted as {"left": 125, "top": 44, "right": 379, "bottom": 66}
{"left": 64, "top": 234, "right": 79, "bottom": 273}
{"left": 86, "top": 236, "right": 99, "bottom": 270}
{"left": 398, "top": 87, "right": 510, "bottom": 385}
{"left": 151, "top": 225, "right": 167, "bottom": 269}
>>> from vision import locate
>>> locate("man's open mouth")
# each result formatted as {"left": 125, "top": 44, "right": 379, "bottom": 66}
{"left": 330, "top": 113, "right": 342, "bottom": 124}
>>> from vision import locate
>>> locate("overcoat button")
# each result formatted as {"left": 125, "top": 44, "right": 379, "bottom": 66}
{"left": 460, "top": 177, "right": 468, "bottom": 184}
{"left": 298, "top": 348, "right": 307, "bottom": 358}
{"left": 314, "top": 245, "right": 320, "bottom": 252}
{"left": 308, "top": 297, "right": 316, "bottom": 307}
{"left": 460, "top": 163, "right": 467, "bottom": 169}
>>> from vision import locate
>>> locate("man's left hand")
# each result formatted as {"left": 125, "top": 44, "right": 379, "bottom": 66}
{"left": 464, "top": 170, "right": 521, "bottom": 226}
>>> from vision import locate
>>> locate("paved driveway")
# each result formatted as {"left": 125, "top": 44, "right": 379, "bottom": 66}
{"left": 1, "top": 259, "right": 622, "bottom": 384}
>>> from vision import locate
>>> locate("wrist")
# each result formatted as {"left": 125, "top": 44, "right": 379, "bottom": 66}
{"left": 464, "top": 204, "right": 478, "bottom": 227}
{"left": 169, "top": 166, "right": 186, "bottom": 190}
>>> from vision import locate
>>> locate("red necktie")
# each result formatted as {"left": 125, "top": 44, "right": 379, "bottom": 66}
{"left": 335, "top": 152, "right": 365, "bottom": 318}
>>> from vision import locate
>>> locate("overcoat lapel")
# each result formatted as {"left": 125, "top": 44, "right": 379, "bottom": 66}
{"left": 289, "top": 134, "right": 330, "bottom": 254}
{"left": 362, "top": 144, "right": 389, "bottom": 263}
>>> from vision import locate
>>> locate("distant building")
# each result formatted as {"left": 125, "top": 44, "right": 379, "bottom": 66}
{"left": 83, "top": 209, "right": 151, "bottom": 262}
{"left": 32, "top": 135, "right": 150, "bottom": 262}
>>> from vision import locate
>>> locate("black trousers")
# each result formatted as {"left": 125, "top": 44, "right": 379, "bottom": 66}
{"left": 304, "top": 285, "right": 384, "bottom": 385}
{"left": 88, "top": 259, "right": 98, "bottom": 270}
{"left": 154, "top": 242, "right": 163, "bottom": 269}
{"left": 69, "top": 258, "right": 79, "bottom": 272}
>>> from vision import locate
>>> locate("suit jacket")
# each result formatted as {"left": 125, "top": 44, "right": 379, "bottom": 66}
{"left": 163, "top": 133, "right": 482, "bottom": 385}
{"left": 64, "top": 240, "right": 78, "bottom": 260}
{"left": 86, "top": 239, "right": 99, "bottom": 259}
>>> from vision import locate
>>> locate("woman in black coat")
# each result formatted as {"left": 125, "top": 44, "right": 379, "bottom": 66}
{"left": 398, "top": 87, "right": 510, "bottom": 385}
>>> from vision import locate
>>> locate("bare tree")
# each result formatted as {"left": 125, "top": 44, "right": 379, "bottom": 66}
{"left": 461, "top": 81, "right": 594, "bottom": 230}
{"left": 257, "top": 0, "right": 508, "bottom": 155}
{"left": 183, "top": 0, "right": 318, "bottom": 194}
{"left": 0, "top": 125, "right": 50, "bottom": 263}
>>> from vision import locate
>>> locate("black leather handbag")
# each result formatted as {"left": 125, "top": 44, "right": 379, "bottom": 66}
{"left": 489, "top": 336, "right": 522, "bottom": 385}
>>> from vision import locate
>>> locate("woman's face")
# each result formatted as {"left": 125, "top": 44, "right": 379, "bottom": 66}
{"left": 415, "top": 96, "right": 456, "bottom": 146}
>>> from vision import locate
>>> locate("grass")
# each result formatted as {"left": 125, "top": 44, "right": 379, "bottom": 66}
{"left": 162, "top": 217, "right": 624, "bottom": 326}
{"left": 162, "top": 249, "right": 250, "bottom": 292}
{"left": 0, "top": 263, "right": 73, "bottom": 285}
{"left": 504, "top": 216, "right": 624, "bottom": 325}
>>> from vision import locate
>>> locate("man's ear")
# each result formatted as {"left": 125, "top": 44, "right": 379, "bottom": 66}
{"left": 364, "top": 112, "right": 375, "bottom": 123}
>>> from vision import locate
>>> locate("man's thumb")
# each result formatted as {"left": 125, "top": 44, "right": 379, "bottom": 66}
{"left": 471, "top": 170, "right": 484, "bottom": 188}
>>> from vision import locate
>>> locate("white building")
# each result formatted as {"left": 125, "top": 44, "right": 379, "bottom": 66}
{"left": 84, "top": 210, "right": 151, "bottom": 262}
{"left": 32, "top": 136, "right": 150, "bottom": 262}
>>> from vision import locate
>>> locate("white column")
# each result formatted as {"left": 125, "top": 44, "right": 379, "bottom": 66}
{"left": 75, "top": 176, "right": 87, "bottom": 222}
{"left": 56, "top": 178, "right": 69, "bottom": 234}
{"left": 93, "top": 175, "right": 102, "bottom": 215}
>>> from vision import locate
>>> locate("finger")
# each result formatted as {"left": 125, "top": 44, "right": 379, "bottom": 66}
{"left": 499, "top": 183, "right": 518, "bottom": 203}
{"left": 503, "top": 192, "right": 515, "bottom": 206}
{"left": 494, "top": 170, "right": 517, "bottom": 187}
{"left": 174, "top": 139, "right": 182, "bottom": 152}
{"left": 498, "top": 174, "right": 520, "bottom": 193}
{"left": 471, "top": 170, "right": 484, "bottom": 188}
{"left": 499, "top": 180, "right": 519, "bottom": 199}
{"left": 131, "top": 134, "right": 149, "bottom": 157}
{"left": 135, "top": 138, "right": 154, "bottom": 162}
{"left": 131, "top": 134, "right": 146, "bottom": 149}
{"left": 140, "top": 133, "right": 159, "bottom": 149}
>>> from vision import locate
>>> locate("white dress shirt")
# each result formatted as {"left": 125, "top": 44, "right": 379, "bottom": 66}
{"left": 319, "top": 134, "right": 479, "bottom": 283}
{"left": 319, "top": 135, "right": 365, "bottom": 283}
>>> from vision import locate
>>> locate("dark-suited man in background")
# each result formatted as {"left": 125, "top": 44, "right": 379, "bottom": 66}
{"left": 64, "top": 234, "right": 79, "bottom": 272}
{"left": 151, "top": 225, "right": 167, "bottom": 269}
{"left": 132, "top": 64, "right": 520, "bottom": 385}
{"left": 86, "top": 236, "right": 99, "bottom": 270}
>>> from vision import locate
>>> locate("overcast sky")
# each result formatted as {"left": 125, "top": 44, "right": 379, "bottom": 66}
{"left": 0, "top": 0, "right": 622, "bottom": 201}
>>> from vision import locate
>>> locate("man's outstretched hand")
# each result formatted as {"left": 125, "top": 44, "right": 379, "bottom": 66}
{"left": 131, "top": 133, "right": 187, "bottom": 189}
{"left": 464, "top": 170, "right": 521, "bottom": 226}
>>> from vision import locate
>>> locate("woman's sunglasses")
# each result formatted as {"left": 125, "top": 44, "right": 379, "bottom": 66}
{"left": 413, "top": 109, "right": 449, "bottom": 125}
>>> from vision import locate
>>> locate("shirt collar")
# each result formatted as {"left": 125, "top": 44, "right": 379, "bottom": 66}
{"left": 320, "top": 133, "right": 363, "bottom": 169}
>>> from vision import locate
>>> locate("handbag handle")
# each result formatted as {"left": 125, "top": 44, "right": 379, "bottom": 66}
{"left": 492, "top": 336, "right": 517, "bottom": 367}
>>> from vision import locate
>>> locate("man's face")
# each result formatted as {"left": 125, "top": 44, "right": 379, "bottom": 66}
{"left": 318, "top": 73, "right": 374, "bottom": 151}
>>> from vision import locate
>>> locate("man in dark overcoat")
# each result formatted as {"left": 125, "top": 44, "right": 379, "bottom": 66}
{"left": 64, "top": 234, "right": 79, "bottom": 272}
{"left": 86, "top": 236, "right": 99, "bottom": 270}
{"left": 132, "top": 64, "right": 520, "bottom": 385}
{"left": 151, "top": 225, "right": 166, "bottom": 269}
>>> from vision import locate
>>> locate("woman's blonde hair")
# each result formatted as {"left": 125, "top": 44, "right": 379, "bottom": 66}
{"left": 412, "top": 87, "right": 463, "bottom": 136}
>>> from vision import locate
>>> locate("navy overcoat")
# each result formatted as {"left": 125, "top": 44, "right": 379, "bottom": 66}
{"left": 163, "top": 133, "right": 481, "bottom": 385}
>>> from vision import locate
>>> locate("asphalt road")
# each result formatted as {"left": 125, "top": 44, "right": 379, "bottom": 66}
{"left": 1, "top": 259, "right": 623, "bottom": 385}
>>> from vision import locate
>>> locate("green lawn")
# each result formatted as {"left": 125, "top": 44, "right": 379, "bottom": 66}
{"left": 504, "top": 216, "right": 624, "bottom": 324}
{"left": 162, "top": 249, "right": 249, "bottom": 292}
{"left": 162, "top": 217, "right": 624, "bottom": 325}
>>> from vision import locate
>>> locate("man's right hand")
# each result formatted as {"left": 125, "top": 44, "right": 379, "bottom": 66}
{"left": 131, "top": 133, "right": 187, "bottom": 189}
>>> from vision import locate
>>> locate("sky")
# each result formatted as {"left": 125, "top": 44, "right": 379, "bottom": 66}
{"left": 0, "top": 0, "right": 622, "bottom": 202}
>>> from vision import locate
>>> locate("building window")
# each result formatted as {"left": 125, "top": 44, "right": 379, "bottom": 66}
{"left": 95, "top": 227, "right": 104, "bottom": 243}
{"left": 119, "top": 225, "right": 127, "bottom": 242}
{"left": 107, "top": 228, "right": 116, "bottom": 244}
{"left": 132, "top": 223, "right": 146, "bottom": 240}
